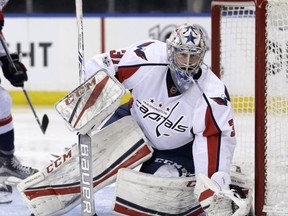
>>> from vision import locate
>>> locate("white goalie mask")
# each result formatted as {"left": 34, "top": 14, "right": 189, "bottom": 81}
{"left": 167, "top": 24, "right": 208, "bottom": 93}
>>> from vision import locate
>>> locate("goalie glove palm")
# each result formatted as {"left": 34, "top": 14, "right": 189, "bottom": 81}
{"left": 0, "top": 53, "right": 28, "bottom": 87}
{"left": 195, "top": 171, "right": 253, "bottom": 216}
{"left": 195, "top": 171, "right": 233, "bottom": 215}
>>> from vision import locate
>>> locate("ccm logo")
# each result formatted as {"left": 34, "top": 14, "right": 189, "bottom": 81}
{"left": 46, "top": 150, "right": 72, "bottom": 174}
{"left": 65, "top": 77, "right": 97, "bottom": 105}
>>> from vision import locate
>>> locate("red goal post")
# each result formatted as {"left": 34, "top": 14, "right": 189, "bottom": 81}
{"left": 211, "top": 0, "right": 288, "bottom": 215}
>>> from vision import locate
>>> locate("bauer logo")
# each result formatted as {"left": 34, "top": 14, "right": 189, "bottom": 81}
{"left": 80, "top": 141, "right": 94, "bottom": 214}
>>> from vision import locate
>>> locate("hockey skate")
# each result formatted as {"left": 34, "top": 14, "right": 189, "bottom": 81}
{"left": 0, "top": 154, "right": 38, "bottom": 181}
{"left": 0, "top": 154, "right": 38, "bottom": 204}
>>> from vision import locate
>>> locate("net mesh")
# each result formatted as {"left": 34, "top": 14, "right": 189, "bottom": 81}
{"left": 216, "top": 0, "right": 288, "bottom": 214}
{"left": 264, "top": 0, "right": 288, "bottom": 213}
{"left": 219, "top": 4, "right": 255, "bottom": 177}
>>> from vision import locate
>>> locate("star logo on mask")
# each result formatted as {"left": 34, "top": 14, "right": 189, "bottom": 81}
{"left": 183, "top": 26, "right": 197, "bottom": 44}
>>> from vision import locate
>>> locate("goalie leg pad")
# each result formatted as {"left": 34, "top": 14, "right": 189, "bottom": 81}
{"left": 114, "top": 168, "right": 205, "bottom": 216}
{"left": 17, "top": 116, "right": 153, "bottom": 216}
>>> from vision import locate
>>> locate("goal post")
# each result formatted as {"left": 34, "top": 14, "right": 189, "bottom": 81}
{"left": 211, "top": 0, "right": 288, "bottom": 215}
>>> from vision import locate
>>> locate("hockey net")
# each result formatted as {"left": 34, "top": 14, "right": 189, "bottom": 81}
{"left": 211, "top": 0, "right": 288, "bottom": 215}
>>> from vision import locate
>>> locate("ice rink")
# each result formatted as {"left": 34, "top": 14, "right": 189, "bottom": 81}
{"left": 1, "top": 106, "right": 118, "bottom": 216}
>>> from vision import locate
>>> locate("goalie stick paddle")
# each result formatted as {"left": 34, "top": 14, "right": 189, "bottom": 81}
{"left": 75, "top": 0, "right": 97, "bottom": 215}
{"left": 0, "top": 34, "right": 49, "bottom": 134}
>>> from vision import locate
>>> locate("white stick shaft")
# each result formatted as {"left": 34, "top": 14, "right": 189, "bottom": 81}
{"left": 75, "top": 0, "right": 85, "bottom": 84}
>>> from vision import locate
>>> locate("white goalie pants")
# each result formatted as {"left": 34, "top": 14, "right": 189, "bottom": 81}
{"left": 0, "top": 86, "right": 14, "bottom": 155}
{"left": 0, "top": 86, "right": 13, "bottom": 134}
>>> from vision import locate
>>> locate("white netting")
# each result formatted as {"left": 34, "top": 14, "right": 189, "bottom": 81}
{"left": 264, "top": 0, "right": 288, "bottom": 214}
{"left": 216, "top": 0, "right": 288, "bottom": 215}
{"left": 219, "top": 4, "right": 255, "bottom": 178}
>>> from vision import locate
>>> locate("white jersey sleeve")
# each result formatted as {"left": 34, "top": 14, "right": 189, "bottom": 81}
{"left": 115, "top": 40, "right": 168, "bottom": 89}
{"left": 192, "top": 68, "right": 236, "bottom": 178}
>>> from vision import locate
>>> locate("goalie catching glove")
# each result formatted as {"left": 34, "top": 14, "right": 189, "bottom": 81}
{"left": 0, "top": 53, "right": 27, "bottom": 87}
{"left": 195, "top": 170, "right": 253, "bottom": 216}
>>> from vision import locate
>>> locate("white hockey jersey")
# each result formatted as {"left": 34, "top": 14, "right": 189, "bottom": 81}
{"left": 85, "top": 40, "right": 236, "bottom": 177}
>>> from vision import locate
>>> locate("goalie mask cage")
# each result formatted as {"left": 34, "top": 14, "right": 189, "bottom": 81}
{"left": 211, "top": 0, "right": 288, "bottom": 215}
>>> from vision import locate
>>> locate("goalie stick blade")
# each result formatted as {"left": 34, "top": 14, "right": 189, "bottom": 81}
{"left": 41, "top": 114, "right": 49, "bottom": 134}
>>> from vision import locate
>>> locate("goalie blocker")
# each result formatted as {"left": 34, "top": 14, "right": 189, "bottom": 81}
{"left": 55, "top": 69, "right": 126, "bottom": 134}
{"left": 17, "top": 116, "right": 153, "bottom": 216}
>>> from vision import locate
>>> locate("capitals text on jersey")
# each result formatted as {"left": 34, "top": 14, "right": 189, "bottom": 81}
{"left": 136, "top": 99, "right": 188, "bottom": 137}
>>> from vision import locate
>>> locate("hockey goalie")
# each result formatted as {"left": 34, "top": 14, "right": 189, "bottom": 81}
{"left": 18, "top": 23, "right": 253, "bottom": 216}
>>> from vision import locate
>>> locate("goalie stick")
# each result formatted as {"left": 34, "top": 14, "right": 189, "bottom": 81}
{"left": 75, "top": 0, "right": 96, "bottom": 215}
{"left": 0, "top": 33, "right": 49, "bottom": 134}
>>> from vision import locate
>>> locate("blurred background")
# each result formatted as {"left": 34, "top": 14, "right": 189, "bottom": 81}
{"left": 2, "top": 0, "right": 211, "bottom": 106}
{"left": 4, "top": 0, "right": 210, "bottom": 14}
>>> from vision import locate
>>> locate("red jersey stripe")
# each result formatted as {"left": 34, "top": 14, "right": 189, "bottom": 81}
{"left": 0, "top": 114, "right": 13, "bottom": 127}
{"left": 203, "top": 107, "right": 221, "bottom": 177}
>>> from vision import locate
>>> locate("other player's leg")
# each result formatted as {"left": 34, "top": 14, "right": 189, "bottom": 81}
{"left": 0, "top": 87, "right": 38, "bottom": 203}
